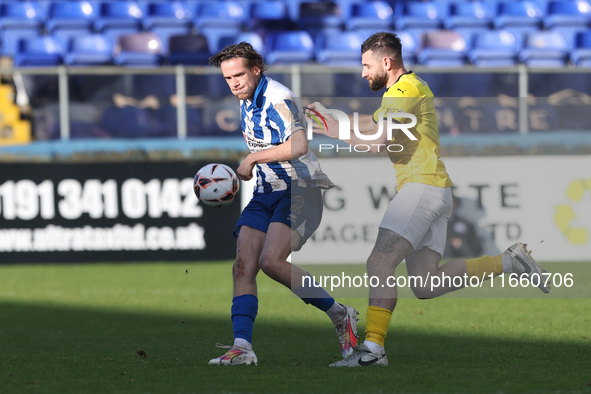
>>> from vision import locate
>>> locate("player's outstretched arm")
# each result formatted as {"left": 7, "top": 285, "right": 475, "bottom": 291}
{"left": 236, "top": 129, "right": 308, "bottom": 181}
{"left": 307, "top": 102, "right": 388, "bottom": 153}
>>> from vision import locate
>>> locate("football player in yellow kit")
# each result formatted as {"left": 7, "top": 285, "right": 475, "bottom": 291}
{"left": 310, "top": 32, "right": 550, "bottom": 367}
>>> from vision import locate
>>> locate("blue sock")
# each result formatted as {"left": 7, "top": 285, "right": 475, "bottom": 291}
{"left": 292, "top": 273, "right": 335, "bottom": 312}
{"left": 231, "top": 294, "right": 258, "bottom": 344}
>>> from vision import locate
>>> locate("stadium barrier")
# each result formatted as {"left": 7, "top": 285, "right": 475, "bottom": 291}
{"left": 291, "top": 156, "right": 591, "bottom": 264}
{"left": 1, "top": 64, "right": 591, "bottom": 143}
{"left": 0, "top": 161, "right": 240, "bottom": 263}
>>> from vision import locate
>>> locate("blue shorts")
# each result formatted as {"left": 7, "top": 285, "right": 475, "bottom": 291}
{"left": 233, "top": 186, "right": 323, "bottom": 251}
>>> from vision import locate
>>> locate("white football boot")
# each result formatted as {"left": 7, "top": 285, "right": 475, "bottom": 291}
{"left": 208, "top": 344, "right": 258, "bottom": 366}
{"left": 334, "top": 304, "right": 359, "bottom": 358}
{"left": 506, "top": 242, "right": 550, "bottom": 294}
{"left": 329, "top": 343, "right": 388, "bottom": 367}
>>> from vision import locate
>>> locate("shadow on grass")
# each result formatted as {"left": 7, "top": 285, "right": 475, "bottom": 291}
{"left": 1, "top": 302, "right": 590, "bottom": 394}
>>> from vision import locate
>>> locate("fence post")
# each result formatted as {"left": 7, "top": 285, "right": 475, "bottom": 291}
{"left": 58, "top": 66, "right": 70, "bottom": 140}
{"left": 290, "top": 64, "right": 302, "bottom": 98}
{"left": 176, "top": 65, "right": 187, "bottom": 139}
{"left": 518, "top": 64, "right": 529, "bottom": 134}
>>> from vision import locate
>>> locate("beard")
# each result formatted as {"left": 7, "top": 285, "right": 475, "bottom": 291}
{"left": 369, "top": 72, "right": 388, "bottom": 91}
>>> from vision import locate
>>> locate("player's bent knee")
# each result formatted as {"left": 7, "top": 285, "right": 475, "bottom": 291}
{"left": 410, "top": 285, "right": 434, "bottom": 300}
{"left": 258, "top": 254, "right": 282, "bottom": 278}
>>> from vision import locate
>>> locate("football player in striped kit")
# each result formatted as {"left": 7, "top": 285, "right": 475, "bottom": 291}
{"left": 207, "top": 42, "right": 359, "bottom": 366}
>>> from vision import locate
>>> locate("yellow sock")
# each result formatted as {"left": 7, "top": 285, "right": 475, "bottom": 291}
{"left": 466, "top": 255, "right": 503, "bottom": 279}
{"left": 364, "top": 306, "right": 392, "bottom": 347}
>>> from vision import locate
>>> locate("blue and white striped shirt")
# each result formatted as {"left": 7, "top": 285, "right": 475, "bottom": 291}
{"left": 240, "top": 76, "right": 333, "bottom": 194}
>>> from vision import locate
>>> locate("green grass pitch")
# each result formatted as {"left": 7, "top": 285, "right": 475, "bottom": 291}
{"left": 0, "top": 261, "right": 590, "bottom": 393}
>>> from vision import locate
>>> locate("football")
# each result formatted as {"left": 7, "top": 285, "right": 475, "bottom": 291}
{"left": 193, "top": 163, "right": 239, "bottom": 207}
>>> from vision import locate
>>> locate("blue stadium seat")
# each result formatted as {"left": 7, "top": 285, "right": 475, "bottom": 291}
{"left": 52, "top": 26, "right": 94, "bottom": 50}
{"left": 149, "top": 26, "right": 192, "bottom": 52}
{"left": 570, "top": 30, "right": 591, "bottom": 66}
{"left": 100, "top": 26, "right": 142, "bottom": 48}
{"left": 494, "top": 1, "right": 544, "bottom": 45}
{"left": 217, "top": 32, "right": 265, "bottom": 55}
{"left": 192, "top": 1, "right": 245, "bottom": 30}
{"left": 334, "top": 0, "right": 364, "bottom": 21}
{"left": 113, "top": 32, "right": 165, "bottom": 66}
{"left": 315, "top": 30, "right": 362, "bottom": 66}
{"left": 444, "top": 1, "right": 493, "bottom": 29}
{"left": 13, "top": 36, "right": 63, "bottom": 67}
{"left": 285, "top": 0, "right": 321, "bottom": 21}
{"left": 190, "top": 1, "right": 245, "bottom": 55}
{"left": 45, "top": 1, "right": 96, "bottom": 33}
{"left": 494, "top": 1, "right": 543, "bottom": 30}
{"left": 469, "top": 30, "right": 518, "bottom": 66}
{"left": 296, "top": 1, "right": 344, "bottom": 34}
{"left": 0, "top": 2, "right": 44, "bottom": 31}
{"left": 398, "top": 30, "right": 418, "bottom": 66}
{"left": 519, "top": 31, "right": 570, "bottom": 67}
{"left": 94, "top": 1, "right": 143, "bottom": 32}
{"left": 63, "top": 34, "right": 114, "bottom": 66}
{"left": 345, "top": 1, "right": 393, "bottom": 31}
{"left": 0, "top": 29, "right": 41, "bottom": 57}
{"left": 417, "top": 30, "right": 468, "bottom": 67}
{"left": 168, "top": 33, "right": 210, "bottom": 65}
{"left": 265, "top": 31, "right": 315, "bottom": 65}
{"left": 395, "top": 1, "right": 443, "bottom": 30}
{"left": 543, "top": 0, "right": 591, "bottom": 29}
{"left": 141, "top": 1, "right": 192, "bottom": 30}
{"left": 247, "top": 1, "right": 293, "bottom": 35}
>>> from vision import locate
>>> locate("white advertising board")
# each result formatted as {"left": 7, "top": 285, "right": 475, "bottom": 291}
{"left": 290, "top": 155, "right": 591, "bottom": 263}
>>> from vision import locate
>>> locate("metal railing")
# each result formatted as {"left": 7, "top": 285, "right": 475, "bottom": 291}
{"left": 2, "top": 64, "right": 591, "bottom": 140}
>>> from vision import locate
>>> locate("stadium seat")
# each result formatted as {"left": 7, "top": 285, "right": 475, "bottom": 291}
{"left": 0, "top": 29, "right": 41, "bottom": 57}
{"left": 141, "top": 1, "right": 192, "bottom": 30}
{"left": 285, "top": 0, "right": 321, "bottom": 21}
{"left": 217, "top": 32, "right": 265, "bottom": 55}
{"left": 63, "top": 34, "right": 114, "bottom": 66}
{"left": 168, "top": 33, "right": 210, "bottom": 65}
{"left": 519, "top": 31, "right": 570, "bottom": 67}
{"left": 494, "top": 1, "right": 544, "bottom": 30}
{"left": 149, "top": 26, "right": 192, "bottom": 53}
{"left": 94, "top": 1, "right": 143, "bottom": 32}
{"left": 543, "top": 0, "right": 591, "bottom": 29}
{"left": 100, "top": 26, "right": 142, "bottom": 48}
{"left": 469, "top": 30, "right": 518, "bottom": 67}
{"left": 345, "top": 1, "right": 393, "bottom": 31}
{"left": 45, "top": 1, "right": 96, "bottom": 33}
{"left": 444, "top": 1, "right": 493, "bottom": 30}
{"left": 192, "top": 1, "right": 245, "bottom": 30}
{"left": 494, "top": 1, "right": 545, "bottom": 46}
{"left": 52, "top": 26, "right": 94, "bottom": 50}
{"left": 417, "top": 30, "right": 468, "bottom": 67}
{"left": 334, "top": 0, "right": 363, "bottom": 21}
{"left": 13, "top": 36, "right": 63, "bottom": 67}
{"left": 398, "top": 30, "right": 418, "bottom": 66}
{"left": 0, "top": 2, "right": 44, "bottom": 31}
{"left": 296, "top": 1, "right": 344, "bottom": 34}
{"left": 315, "top": 30, "right": 362, "bottom": 66}
{"left": 570, "top": 30, "right": 591, "bottom": 66}
{"left": 247, "top": 1, "right": 293, "bottom": 35}
{"left": 113, "top": 32, "right": 165, "bottom": 67}
{"left": 395, "top": 1, "right": 443, "bottom": 31}
{"left": 265, "top": 31, "right": 315, "bottom": 65}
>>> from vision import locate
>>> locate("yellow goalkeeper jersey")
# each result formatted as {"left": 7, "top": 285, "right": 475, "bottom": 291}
{"left": 372, "top": 71, "right": 453, "bottom": 191}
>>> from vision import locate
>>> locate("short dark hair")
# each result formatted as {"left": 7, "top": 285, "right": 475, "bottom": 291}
{"left": 361, "top": 32, "right": 402, "bottom": 63}
{"left": 208, "top": 42, "right": 266, "bottom": 72}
